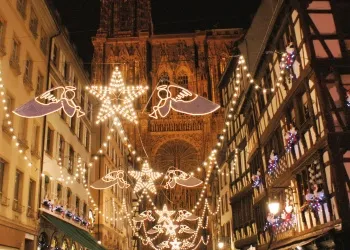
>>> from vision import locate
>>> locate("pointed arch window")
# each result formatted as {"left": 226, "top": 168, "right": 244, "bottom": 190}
{"left": 159, "top": 71, "right": 170, "bottom": 84}
{"left": 177, "top": 71, "right": 188, "bottom": 89}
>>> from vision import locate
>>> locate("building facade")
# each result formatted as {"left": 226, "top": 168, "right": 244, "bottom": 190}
{"left": 0, "top": 0, "right": 56, "bottom": 249}
{"left": 218, "top": 0, "right": 350, "bottom": 249}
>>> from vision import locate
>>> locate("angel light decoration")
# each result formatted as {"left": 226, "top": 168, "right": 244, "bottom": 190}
{"left": 13, "top": 86, "right": 85, "bottom": 118}
{"left": 149, "top": 84, "right": 220, "bottom": 119}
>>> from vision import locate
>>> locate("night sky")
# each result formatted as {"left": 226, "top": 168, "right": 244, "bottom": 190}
{"left": 52, "top": 0, "right": 261, "bottom": 72}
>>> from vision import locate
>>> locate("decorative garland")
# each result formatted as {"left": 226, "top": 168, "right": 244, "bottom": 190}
{"left": 301, "top": 185, "right": 326, "bottom": 214}
{"left": 267, "top": 150, "right": 279, "bottom": 176}
{"left": 41, "top": 199, "right": 91, "bottom": 229}
{"left": 284, "top": 125, "right": 298, "bottom": 152}
{"left": 264, "top": 200, "right": 296, "bottom": 233}
{"left": 251, "top": 169, "right": 262, "bottom": 188}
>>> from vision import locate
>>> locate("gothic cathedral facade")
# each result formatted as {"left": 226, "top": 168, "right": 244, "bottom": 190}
{"left": 92, "top": 0, "right": 242, "bottom": 212}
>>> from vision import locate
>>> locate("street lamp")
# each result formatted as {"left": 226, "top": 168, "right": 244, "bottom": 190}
{"left": 218, "top": 241, "right": 224, "bottom": 249}
{"left": 268, "top": 199, "right": 280, "bottom": 215}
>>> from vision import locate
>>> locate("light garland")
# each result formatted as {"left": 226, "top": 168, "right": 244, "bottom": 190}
{"left": 0, "top": 64, "right": 34, "bottom": 169}
{"left": 83, "top": 49, "right": 293, "bottom": 248}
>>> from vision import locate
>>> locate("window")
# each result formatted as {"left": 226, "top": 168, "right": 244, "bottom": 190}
{"left": 80, "top": 89, "right": 85, "bottom": 110}
{"left": 40, "top": 29, "right": 48, "bottom": 54}
{"left": 52, "top": 44, "right": 59, "bottom": 67}
{"left": 68, "top": 146, "right": 74, "bottom": 174}
{"left": 78, "top": 121, "right": 84, "bottom": 141}
{"left": 159, "top": 71, "right": 170, "bottom": 84}
{"left": 83, "top": 203, "right": 87, "bottom": 218}
{"left": 18, "top": 117, "right": 28, "bottom": 143}
{"left": 28, "top": 179, "right": 35, "bottom": 208}
{"left": 221, "top": 196, "right": 225, "bottom": 215}
{"left": 87, "top": 100, "right": 92, "bottom": 121}
{"left": 13, "top": 170, "right": 22, "bottom": 208}
{"left": 66, "top": 188, "right": 72, "bottom": 208}
{"left": 29, "top": 9, "right": 38, "bottom": 37}
{"left": 86, "top": 131, "right": 90, "bottom": 152}
{"left": 16, "top": 0, "right": 27, "bottom": 18}
{"left": 84, "top": 163, "right": 88, "bottom": 184}
{"left": 57, "top": 183, "right": 62, "bottom": 201}
{"left": 10, "top": 37, "right": 20, "bottom": 66}
{"left": 0, "top": 161, "right": 5, "bottom": 195}
{"left": 0, "top": 18, "right": 6, "bottom": 50}
{"left": 31, "top": 124, "right": 40, "bottom": 153}
{"left": 297, "top": 92, "right": 310, "bottom": 126}
{"left": 46, "top": 127, "right": 54, "bottom": 155}
{"left": 177, "top": 71, "right": 188, "bottom": 88}
{"left": 24, "top": 55, "right": 33, "bottom": 82}
{"left": 64, "top": 61, "right": 70, "bottom": 80}
{"left": 36, "top": 72, "right": 44, "bottom": 95}
{"left": 225, "top": 193, "right": 229, "bottom": 212}
{"left": 44, "top": 175, "right": 50, "bottom": 198}
{"left": 58, "top": 135, "right": 65, "bottom": 161}
{"left": 76, "top": 196, "right": 80, "bottom": 215}
{"left": 71, "top": 115, "right": 76, "bottom": 133}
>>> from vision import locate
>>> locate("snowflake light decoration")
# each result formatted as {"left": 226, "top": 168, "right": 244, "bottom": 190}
{"left": 128, "top": 161, "right": 162, "bottom": 194}
{"left": 86, "top": 66, "right": 148, "bottom": 124}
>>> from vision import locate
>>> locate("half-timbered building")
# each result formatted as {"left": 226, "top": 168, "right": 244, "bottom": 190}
{"left": 218, "top": 0, "right": 350, "bottom": 249}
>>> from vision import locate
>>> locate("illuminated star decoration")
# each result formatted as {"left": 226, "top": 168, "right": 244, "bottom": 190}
{"left": 164, "top": 222, "right": 178, "bottom": 236}
{"left": 170, "top": 238, "right": 182, "bottom": 250}
{"left": 86, "top": 66, "right": 148, "bottom": 124}
{"left": 156, "top": 204, "right": 175, "bottom": 224}
{"left": 128, "top": 161, "right": 162, "bottom": 194}
{"left": 13, "top": 86, "right": 85, "bottom": 118}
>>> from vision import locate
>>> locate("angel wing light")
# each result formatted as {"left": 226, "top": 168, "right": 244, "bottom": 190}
{"left": 176, "top": 210, "right": 199, "bottom": 222}
{"left": 13, "top": 86, "right": 85, "bottom": 118}
{"left": 90, "top": 170, "right": 129, "bottom": 189}
{"left": 149, "top": 84, "right": 220, "bottom": 119}
{"left": 164, "top": 169, "right": 203, "bottom": 189}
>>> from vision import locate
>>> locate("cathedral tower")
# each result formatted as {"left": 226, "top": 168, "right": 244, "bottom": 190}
{"left": 98, "top": 0, "right": 153, "bottom": 37}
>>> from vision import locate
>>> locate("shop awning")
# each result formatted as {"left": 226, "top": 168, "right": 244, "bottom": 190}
{"left": 42, "top": 213, "right": 105, "bottom": 250}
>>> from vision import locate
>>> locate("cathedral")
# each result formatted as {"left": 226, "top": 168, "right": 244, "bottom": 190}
{"left": 91, "top": 0, "right": 242, "bottom": 248}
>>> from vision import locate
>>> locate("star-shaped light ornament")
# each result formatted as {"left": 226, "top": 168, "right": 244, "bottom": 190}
{"left": 156, "top": 204, "right": 176, "bottom": 224}
{"left": 128, "top": 161, "right": 162, "bottom": 194}
{"left": 170, "top": 238, "right": 182, "bottom": 250}
{"left": 86, "top": 66, "right": 148, "bottom": 124}
{"left": 164, "top": 222, "right": 179, "bottom": 236}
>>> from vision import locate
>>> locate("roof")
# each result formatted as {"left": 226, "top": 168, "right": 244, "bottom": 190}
{"left": 42, "top": 212, "right": 105, "bottom": 250}
{"left": 238, "top": 0, "right": 284, "bottom": 77}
